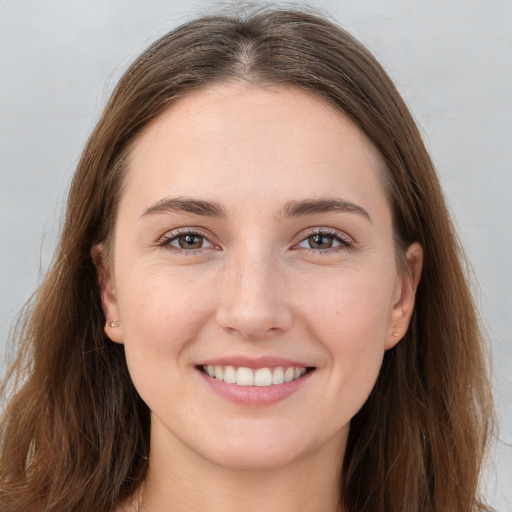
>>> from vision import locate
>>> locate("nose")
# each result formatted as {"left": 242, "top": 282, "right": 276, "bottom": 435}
{"left": 215, "top": 249, "right": 293, "bottom": 339}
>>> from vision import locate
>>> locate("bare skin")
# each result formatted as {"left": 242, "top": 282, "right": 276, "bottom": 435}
{"left": 98, "top": 83, "right": 422, "bottom": 512}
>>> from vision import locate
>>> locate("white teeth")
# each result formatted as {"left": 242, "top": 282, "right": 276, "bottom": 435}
{"left": 236, "top": 367, "right": 254, "bottom": 386}
{"left": 254, "top": 368, "right": 272, "bottom": 386}
{"left": 272, "top": 367, "right": 284, "bottom": 385}
{"left": 295, "top": 368, "right": 306, "bottom": 379}
{"left": 202, "top": 365, "right": 309, "bottom": 386}
{"left": 223, "top": 365, "right": 237, "bottom": 384}
{"left": 284, "top": 367, "right": 295, "bottom": 382}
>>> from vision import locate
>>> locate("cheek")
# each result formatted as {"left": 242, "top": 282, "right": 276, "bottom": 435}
{"left": 114, "top": 265, "right": 217, "bottom": 393}
{"left": 117, "top": 263, "right": 216, "bottom": 337}
{"left": 300, "top": 264, "right": 395, "bottom": 342}
{"left": 298, "top": 266, "right": 394, "bottom": 393}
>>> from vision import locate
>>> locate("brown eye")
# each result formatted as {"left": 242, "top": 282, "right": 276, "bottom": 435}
{"left": 176, "top": 234, "right": 204, "bottom": 249}
{"left": 295, "top": 230, "right": 351, "bottom": 252}
{"left": 161, "top": 231, "right": 214, "bottom": 251}
{"left": 307, "top": 233, "right": 334, "bottom": 249}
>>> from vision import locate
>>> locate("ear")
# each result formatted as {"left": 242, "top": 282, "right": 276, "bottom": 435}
{"left": 91, "top": 244, "right": 124, "bottom": 344}
{"left": 386, "top": 242, "right": 423, "bottom": 349}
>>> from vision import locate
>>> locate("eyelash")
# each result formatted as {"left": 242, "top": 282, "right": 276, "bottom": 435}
{"left": 156, "top": 228, "right": 216, "bottom": 255}
{"left": 156, "top": 228, "right": 354, "bottom": 255}
{"left": 294, "top": 229, "right": 354, "bottom": 254}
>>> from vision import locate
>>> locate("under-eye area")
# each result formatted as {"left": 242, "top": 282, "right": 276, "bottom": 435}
{"left": 197, "top": 365, "right": 316, "bottom": 387}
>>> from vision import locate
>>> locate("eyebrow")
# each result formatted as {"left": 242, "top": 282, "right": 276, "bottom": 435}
{"left": 141, "top": 196, "right": 371, "bottom": 223}
{"left": 141, "top": 197, "right": 227, "bottom": 218}
{"left": 282, "top": 198, "right": 372, "bottom": 223}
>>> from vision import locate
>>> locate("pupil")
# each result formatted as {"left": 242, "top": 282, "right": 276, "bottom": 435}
{"left": 310, "top": 234, "right": 332, "bottom": 249}
{"left": 179, "top": 234, "right": 202, "bottom": 249}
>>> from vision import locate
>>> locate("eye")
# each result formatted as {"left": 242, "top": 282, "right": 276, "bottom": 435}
{"left": 172, "top": 233, "right": 209, "bottom": 250}
{"left": 295, "top": 230, "right": 352, "bottom": 251}
{"left": 158, "top": 230, "right": 215, "bottom": 252}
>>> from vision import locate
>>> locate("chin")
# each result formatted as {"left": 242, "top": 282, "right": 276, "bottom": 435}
{"left": 201, "top": 441, "right": 309, "bottom": 471}
{"left": 187, "top": 420, "right": 345, "bottom": 472}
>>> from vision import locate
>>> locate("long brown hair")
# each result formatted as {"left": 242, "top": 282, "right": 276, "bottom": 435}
{"left": 0, "top": 8, "right": 494, "bottom": 512}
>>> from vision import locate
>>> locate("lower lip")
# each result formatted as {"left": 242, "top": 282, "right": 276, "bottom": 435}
{"left": 196, "top": 368, "right": 314, "bottom": 406}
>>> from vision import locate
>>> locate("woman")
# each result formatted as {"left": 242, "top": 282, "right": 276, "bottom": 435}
{"left": 0, "top": 8, "right": 494, "bottom": 512}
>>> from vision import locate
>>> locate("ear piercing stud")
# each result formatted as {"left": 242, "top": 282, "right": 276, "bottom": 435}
{"left": 109, "top": 320, "right": 119, "bottom": 328}
{"left": 392, "top": 332, "right": 398, "bottom": 338}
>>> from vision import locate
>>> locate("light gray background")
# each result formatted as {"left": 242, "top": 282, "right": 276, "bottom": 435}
{"left": 1, "top": 0, "right": 510, "bottom": 509}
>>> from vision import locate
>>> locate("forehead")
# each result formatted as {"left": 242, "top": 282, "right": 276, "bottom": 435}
{"left": 121, "top": 83, "right": 388, "bottom": 216}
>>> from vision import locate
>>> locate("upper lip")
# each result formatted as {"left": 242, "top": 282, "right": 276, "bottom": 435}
{"left": 197, "top": 355, "right": 314, "bottom": 369}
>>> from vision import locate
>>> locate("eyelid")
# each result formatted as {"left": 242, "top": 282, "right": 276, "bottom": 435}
{"left": 292, "top": 227, "right": 355, "bottom": 252}
{"left": 155, "top": 226, "right": 355, "bottom": 254}
{"left": 156, "top": 227, "right": 219, "bottom": 252}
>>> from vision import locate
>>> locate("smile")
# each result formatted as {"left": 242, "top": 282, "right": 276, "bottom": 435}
{"left": 200, "top": 365, "right": 312, "bottom": 386}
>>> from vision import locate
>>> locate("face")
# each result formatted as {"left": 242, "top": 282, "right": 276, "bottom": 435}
{"left": 97, "top": 83, "right": 421, "bottom": 471}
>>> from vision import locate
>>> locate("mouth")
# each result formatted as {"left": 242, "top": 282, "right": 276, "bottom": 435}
{"left": 197, "top": 365, "right": 315, "bottom": 387}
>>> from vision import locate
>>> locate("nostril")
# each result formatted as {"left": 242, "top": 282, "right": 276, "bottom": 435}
{"left": 215, "top": 303, "right": 294, "bottom": 339}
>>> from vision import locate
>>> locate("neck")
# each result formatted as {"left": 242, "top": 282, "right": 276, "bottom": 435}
{"left": 136, "top": 418, "right": 346, "bottom": 512}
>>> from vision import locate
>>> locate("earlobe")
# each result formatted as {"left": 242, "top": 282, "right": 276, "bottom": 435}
{"left": 386, "top": 242, "right": 423, "bottom": 349}
{"left": 91, "top": 244, "right": 124, "bottom": 344}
